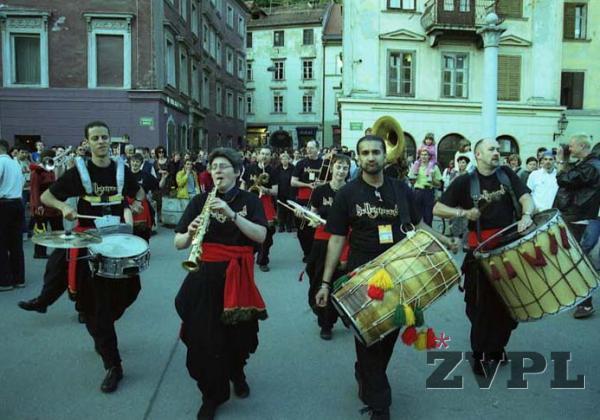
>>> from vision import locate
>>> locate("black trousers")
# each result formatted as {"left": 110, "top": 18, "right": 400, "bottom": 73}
{"left": 0, "top": 199, "right": 25, "bottom": 287}
{"left": 463, "top": 252, "right": 517, "bottom": 358}
{"left": 256, "top": 224, "right": 276, "bottom": 266}
{"left": 297, "top": 224, "right": 315, "bottom": 259}
{"left": 354, "top": 330, "right": 400, "bottom": 410}
{"left": 77, "top": 262, "right": 141, "bottom": 369}
{"left": 414, "top": 188, "right": 435, "bottom": 226}
{"left": 33, "top": 216, "right": 64, "bottom": 257}
{"left": 277, "top": 202, "right": 294, "bottom": 230}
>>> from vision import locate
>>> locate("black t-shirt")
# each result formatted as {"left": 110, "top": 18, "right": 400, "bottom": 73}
{"left": 175, "top": 187, "right": 267, "bottom": 248}
{"left": 311, "top": 183, "right": 338, "bottom": 220}
{"left": 50, "top": 160, "right": 140, "bottom": 227}
{"left": 132, "top": 170, "right": 159, "bottom": 194}
{"left": 277, "top": 164, "right": 295, "bottom": 199}
{"left": 440, "top": 167, "right": 530, "bottom": 231}
{"left": 292, "top": 157, "right": 323, "bottom": 184}
{"left": 243, "top": 163, "right": 279, "bottom": 189}
{"left": 326, "top": 176, "right": 421, "bottom": 267}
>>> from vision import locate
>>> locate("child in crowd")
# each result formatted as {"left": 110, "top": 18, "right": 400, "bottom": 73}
{"left": 411, "top": 132, "right": 437, "bottom": 176}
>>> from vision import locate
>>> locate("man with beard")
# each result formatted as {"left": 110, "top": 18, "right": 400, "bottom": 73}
{"left": 41, "top": 121, "right": 146, "bottom": 393}
{"left": 433, "top": 138, "right": 534, "bottom": 377}
{"left": 291, "top": 140, "right": 323, "bottom": 261}
{"left": 315, "top": 135, "right": 457, "bottom": 420}
{"left": 241, "top": 145, "right": 279, "bottom": 271}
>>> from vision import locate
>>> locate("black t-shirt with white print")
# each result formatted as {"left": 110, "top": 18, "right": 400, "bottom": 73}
{"left": 175, "top": 187, "right": 267, "bottom": 248}
{"left": 242, "top": 163, "right": 279, "bottom": 190}
{"left": 50, "top": 160, "right": 140, "bottom": 228}
{"left": 439, "top": 166, "right": 530, "bottom": 231}
{"left": 326, "top": 176, "right": 421, "bottom": 269}
{"left": 311, "top": 183, "right": 338, "bottom": 220}
{"left": 292, "top": 157, "right": 323, "bottom": 184}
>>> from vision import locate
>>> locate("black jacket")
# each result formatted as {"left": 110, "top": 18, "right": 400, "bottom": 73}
{"left": 555, "top": 154, "right": 600, "bottom": 222}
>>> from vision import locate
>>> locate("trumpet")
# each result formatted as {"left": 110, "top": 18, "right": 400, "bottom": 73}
{"left": 41, "top": 146, "right": 73, "bottom": 171}
{"left": 248, "top": 172, "right": 270, "bottom": 196}
{"left": 182, "top": 180, "right": 219, "bottom": 272}
{"left": 283, "top": 199, "right": 326, "bottom": 226}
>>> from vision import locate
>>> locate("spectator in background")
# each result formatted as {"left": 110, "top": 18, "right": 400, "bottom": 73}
{"left": 454, "top": 138, "right": 476, "bottom": 172}
{"left": 508, "top": 154, "right": 522, "bottom": 174}
{"left": 292, "top": 149, "right": 302, "bottom": 165}
{"left": 536, "top": 147, "right": 548, "bottom": 161}
{"left": 442, "top": 159, "right": 458, "bottom": 190}
{"left": 176, "top": 159, "right": 199, "bottom": 199}
{"left": 154, "top": 146, "right": 170, "bottom": 222}
{"left": 124, "top": 144, "right": 135, "bottom": 165}
{"left": 519, "top": 156, "right": 538, "bottom": 185}
{"left": 277, "top": 152, "right": 295, "bottom": 232}
{"left": 409, "top": 147, "right": 442, "bottom": 226}
{"left": 31, "top": 140, "right": 45, "bottom": 163}
{"left": 527, "top": 151, "right": 558, "bottom": 212}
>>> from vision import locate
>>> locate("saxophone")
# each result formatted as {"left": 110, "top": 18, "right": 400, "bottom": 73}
{"left": 181, "top": 181, "right": 219, "bottom": 272}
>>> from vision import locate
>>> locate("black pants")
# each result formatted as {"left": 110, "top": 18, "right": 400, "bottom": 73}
{"left": 77, "top": 267, "right": 141, "bottom": 369}
{"left": 306, "top": 240, "right": 340, "bottom": 330}
{"left": 0, "top": 199, "right": 25, "bottom": 287}
{"left": 277, "top": 202, "right": 294, "bottom": 230}
{"left": 297, "top": 224, "right": 315, "bottom": 259}
{"left": 463, "top": 252, "right": 517, "bottom": 358}
{"left": 414, "top": 188, "right": 434, "bottom": 226}
{"left": 354, "top": 330, "right": 400, "bottom": 410}
{"left": 256, "top": 225, "right": 276, "bottom": 266}
{"left": 33, "top": 216, "right": 64, "bottom": 257}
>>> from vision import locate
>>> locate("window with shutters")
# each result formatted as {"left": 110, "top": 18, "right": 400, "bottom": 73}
{"left": 441, "top": 53, "right": 468, "bottom": 98}
{"left": 498, "top": 55, "right": 521, "bottom": 101}
{"left": 496, "top": 0, "right": 522, "bottom": 18}
{"left": 560, "top": 72, "right": 584, "bottom": 109}
{"left": 388, "top": 51, "right": 415, "bottom": 97}
{"left": 564, "top": 3, "right": 587, "bottom": 40}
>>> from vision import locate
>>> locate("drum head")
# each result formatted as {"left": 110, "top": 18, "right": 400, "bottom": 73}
{"left": 475, "top": 209, "right": 558, "bottom": 254}
{"left": 89, "top": 234, "right": 148, "bottom": 257}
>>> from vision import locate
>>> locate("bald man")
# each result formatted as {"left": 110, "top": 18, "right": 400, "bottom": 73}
{"left": 434, "top": 138, "right": 534, "bottom": 377}
{"left": 555, "top": 134, "right": 600, "bottom": 319}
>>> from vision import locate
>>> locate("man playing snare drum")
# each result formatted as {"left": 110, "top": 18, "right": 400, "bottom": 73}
{"left": 316, "top": 135, "right": 457, "bottom": 420}
{"left": 433, "top": 138, "right": 534, "bottom": 377}
{"left": 41, "top": 121, "right": 146, "bottom": 393}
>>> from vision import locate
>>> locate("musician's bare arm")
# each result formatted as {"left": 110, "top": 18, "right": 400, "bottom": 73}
{"left": 416, "top": 220, "right": 458, "bottom": 252}
{"left": 291, "top": 176, "right": 311, "bottom": 188}
{"left": 315, "top": 234, "right": 346, "bottom": 306}
{"left": 517, "top": 193, "right": 535, "bottom": 233}
{"left": 41, "top": 189, "right": 76, "bottom": 220}
{"left": 433, "top": 201, "right": 477, "bottom": 220}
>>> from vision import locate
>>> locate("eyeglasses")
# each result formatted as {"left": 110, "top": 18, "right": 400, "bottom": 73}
{"left": 210, "top": 164, "right": 233, "bottom": 171}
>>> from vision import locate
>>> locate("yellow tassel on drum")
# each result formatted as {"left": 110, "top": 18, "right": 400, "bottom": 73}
{"left": 414, "top": 330, "right": 428, "bottom": 351}
{"left": 368, "top": 268, "right": 394, "bottom": 291}
{"left": 403, "top": 304, "right": 416, "bottom": 327}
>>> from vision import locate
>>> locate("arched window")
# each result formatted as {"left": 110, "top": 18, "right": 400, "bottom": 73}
{"left": 438, "top": 133, "right": 466, "bottom": 169}
{"left": 166, "top": 117, "right": 176, "bottom": 154}
{"left": 403, "top": 132, "right": 416, "bottom": 160}
{"left": 496, "top": 135, "right": 519, "bottom": 159}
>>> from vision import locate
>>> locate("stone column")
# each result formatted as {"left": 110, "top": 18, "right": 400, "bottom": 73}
{"left": 477, "top": 13, "right": 505, "bottom": 139}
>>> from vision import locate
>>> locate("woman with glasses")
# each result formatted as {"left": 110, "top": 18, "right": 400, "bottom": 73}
{"left": 174, "top": 147, "right": 268, "bottom": 419}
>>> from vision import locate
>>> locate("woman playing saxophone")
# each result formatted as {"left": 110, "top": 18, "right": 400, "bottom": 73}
{"left": 173, "top": 147, "right": 268, "bottom": 419}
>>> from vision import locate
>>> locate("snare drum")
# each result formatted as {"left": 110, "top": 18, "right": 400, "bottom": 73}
{"left": 88, "top": 234, "right": 150, "bottom": 278}
{"left": 331, "top": 230, "right": 460, "bottom": 347}
{"left": 474, "top": 209, "right": 599, "bottom": 322}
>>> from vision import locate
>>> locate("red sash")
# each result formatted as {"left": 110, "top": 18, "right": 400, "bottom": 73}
{"left": 127, "top": 197, "right": 153, "bottom": 228}
{"left": 314, "top": 225, "right": 331, "bottom": 241}
{"left": 259, "top": 194, "right": 276, "bottom": 222}
{"left": 200, "top": 243, "right": 268, "bottom": 324}
{"left": 297, "top": 187, "right": 312, "bottom": 201}
{"left": 67, "top": 225, "right": 91, "bottom": 295}
{"left": 467, "top": 228, "right": 503, "bottom": 250}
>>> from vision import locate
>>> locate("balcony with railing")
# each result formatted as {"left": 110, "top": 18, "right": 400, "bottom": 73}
{"left": 421, "top": 0, "right": 499, "bottom": 43}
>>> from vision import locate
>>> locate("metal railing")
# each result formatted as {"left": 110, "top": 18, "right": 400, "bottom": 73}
{"left": 421, "top": 0, "right": 498, "bottom": 32}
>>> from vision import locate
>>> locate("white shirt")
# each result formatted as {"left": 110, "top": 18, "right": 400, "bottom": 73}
{"left": 0, "top": 154, "right": 25, "bottom": 199}
{"left": 527, "top": 168, "right": 558, "bottom": 211}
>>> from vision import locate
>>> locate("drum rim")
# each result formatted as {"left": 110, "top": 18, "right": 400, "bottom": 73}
{"left": 473, "top": 208, "right": 559, "bottom": 258}
{"left": 88, "top": 233, "right": 149, "bottom": 254}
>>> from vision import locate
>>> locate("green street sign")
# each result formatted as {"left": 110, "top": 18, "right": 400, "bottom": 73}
{"left": 349, "top": 122, "right": 363, "bottom": 131}
{"left": 139, "top": 117, "right": 154, "bottom": 127}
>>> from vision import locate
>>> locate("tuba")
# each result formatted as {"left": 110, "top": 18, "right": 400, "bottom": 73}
{"left": 371, "top": 116, "right": 405, "bottom": 165}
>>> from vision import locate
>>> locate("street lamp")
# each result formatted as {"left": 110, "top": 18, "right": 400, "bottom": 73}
{"left": 553, "top": 112, "right": 569, "bottom": 142}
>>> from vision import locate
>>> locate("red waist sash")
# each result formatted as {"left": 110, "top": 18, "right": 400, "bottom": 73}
{"left": 259, "top": 194, "right": 276, "bottom": 222}
{"left": 200, "top": 243, "right": 268, "bottom": 324}
{"left": 297, "top": 186, "right": 312, "bottom": 201}
{"left": 127, "top": 197, "right": 153, "bottom": 228}
{"left": 467, "top": 228, "right": 503, "bottom": 250}
{"left": 68, "top": 225, "right": 90, "bottom": 295}
{"left": 314, "top": 224, "right": 331, "bottom": 241}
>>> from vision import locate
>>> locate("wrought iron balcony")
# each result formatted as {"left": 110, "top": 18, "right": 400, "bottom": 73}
{"left": 421, "top": 0, "right": 498, "bottom": 35}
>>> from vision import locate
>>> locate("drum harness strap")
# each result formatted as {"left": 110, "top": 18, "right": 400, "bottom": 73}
{"left": 75, "top": 156, "right": 125, "bottom": 207}
{"left": 469, "top": 167, "right": 522, "bottom": 243}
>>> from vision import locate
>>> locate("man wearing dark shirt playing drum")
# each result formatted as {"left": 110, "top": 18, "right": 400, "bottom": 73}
{"left": 433, "top": 138, "right": 534, "bottom": 377}
{"left": 315, "top": 135, "right": 457, "bottom": 420}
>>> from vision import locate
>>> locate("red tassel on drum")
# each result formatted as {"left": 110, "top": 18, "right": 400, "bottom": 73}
{"left": 548, "top": 232, "right": 559, "bottom": 255}
{"left": 490, "top": 262, "right": 502, "bottom": 281}
{"left": 401, "top": 326, "right": 418, "bottom": 345}
{"left": 559, "top": 225, "right": 571, "bottom": 249}
{"left": 426, "top": 328, "right": 437, "bottom": 349}
{"left": 367, "top": 285, "right": 385, "bottom": 300}
{"left": 503, "top": 259, "right": 517, "bottom": 279}
{"left": 520, "top": 250, "right": 539, "bottom": 268}
{"left": 534, "top": 245, "right": 547, "bottom": 267}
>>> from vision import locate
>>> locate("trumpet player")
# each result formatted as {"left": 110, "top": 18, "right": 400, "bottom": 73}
{"left": 174, "top": 147, "right": 268, "bottom": 420}
{"left": 241, "top": 145, "right": 279, "bottom": 272}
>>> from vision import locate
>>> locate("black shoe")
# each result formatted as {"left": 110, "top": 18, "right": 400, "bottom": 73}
{"left": 320, "top": 327, "right": 332, "bottom": 340}
{"left": 259, "top": 265, "right": 270, "bottom": 272}
{"left": 197, "top": 399, "right": 217, "bottom": 420}
{"left": 232, "top": 379, "right": 250, "bottom": 398}
{"left": 360, "top": 407, "right": 390, "bottom": 420}
{"left": 18, "top": 298, "right": 47, "bottom": 313}
{"left": 100, "top": 366, "right": 123, "bottom": 393}
{"left": 278, "top": 226, "right": 285, "bottom": 232}
{"left": 573, "top": 304, "right": 595, "bottom": 319}
{"left": 78, "top": 312, "right": 86, "bottom": 324}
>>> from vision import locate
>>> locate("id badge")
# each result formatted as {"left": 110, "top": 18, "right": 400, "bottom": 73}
{"left": 378, "top": 224, "right": 393, "bottom": 244}
{"left": 309, "top": 172, "right": 316, "bottom": 181}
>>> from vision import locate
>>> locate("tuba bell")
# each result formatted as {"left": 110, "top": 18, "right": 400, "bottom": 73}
{"left": 371, "top": 116, "right": 405, "bottom": 165}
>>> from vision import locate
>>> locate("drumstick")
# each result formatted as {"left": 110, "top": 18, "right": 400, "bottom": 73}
{"left": 76, "top": 214, "right": 102, "bottom": 220}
